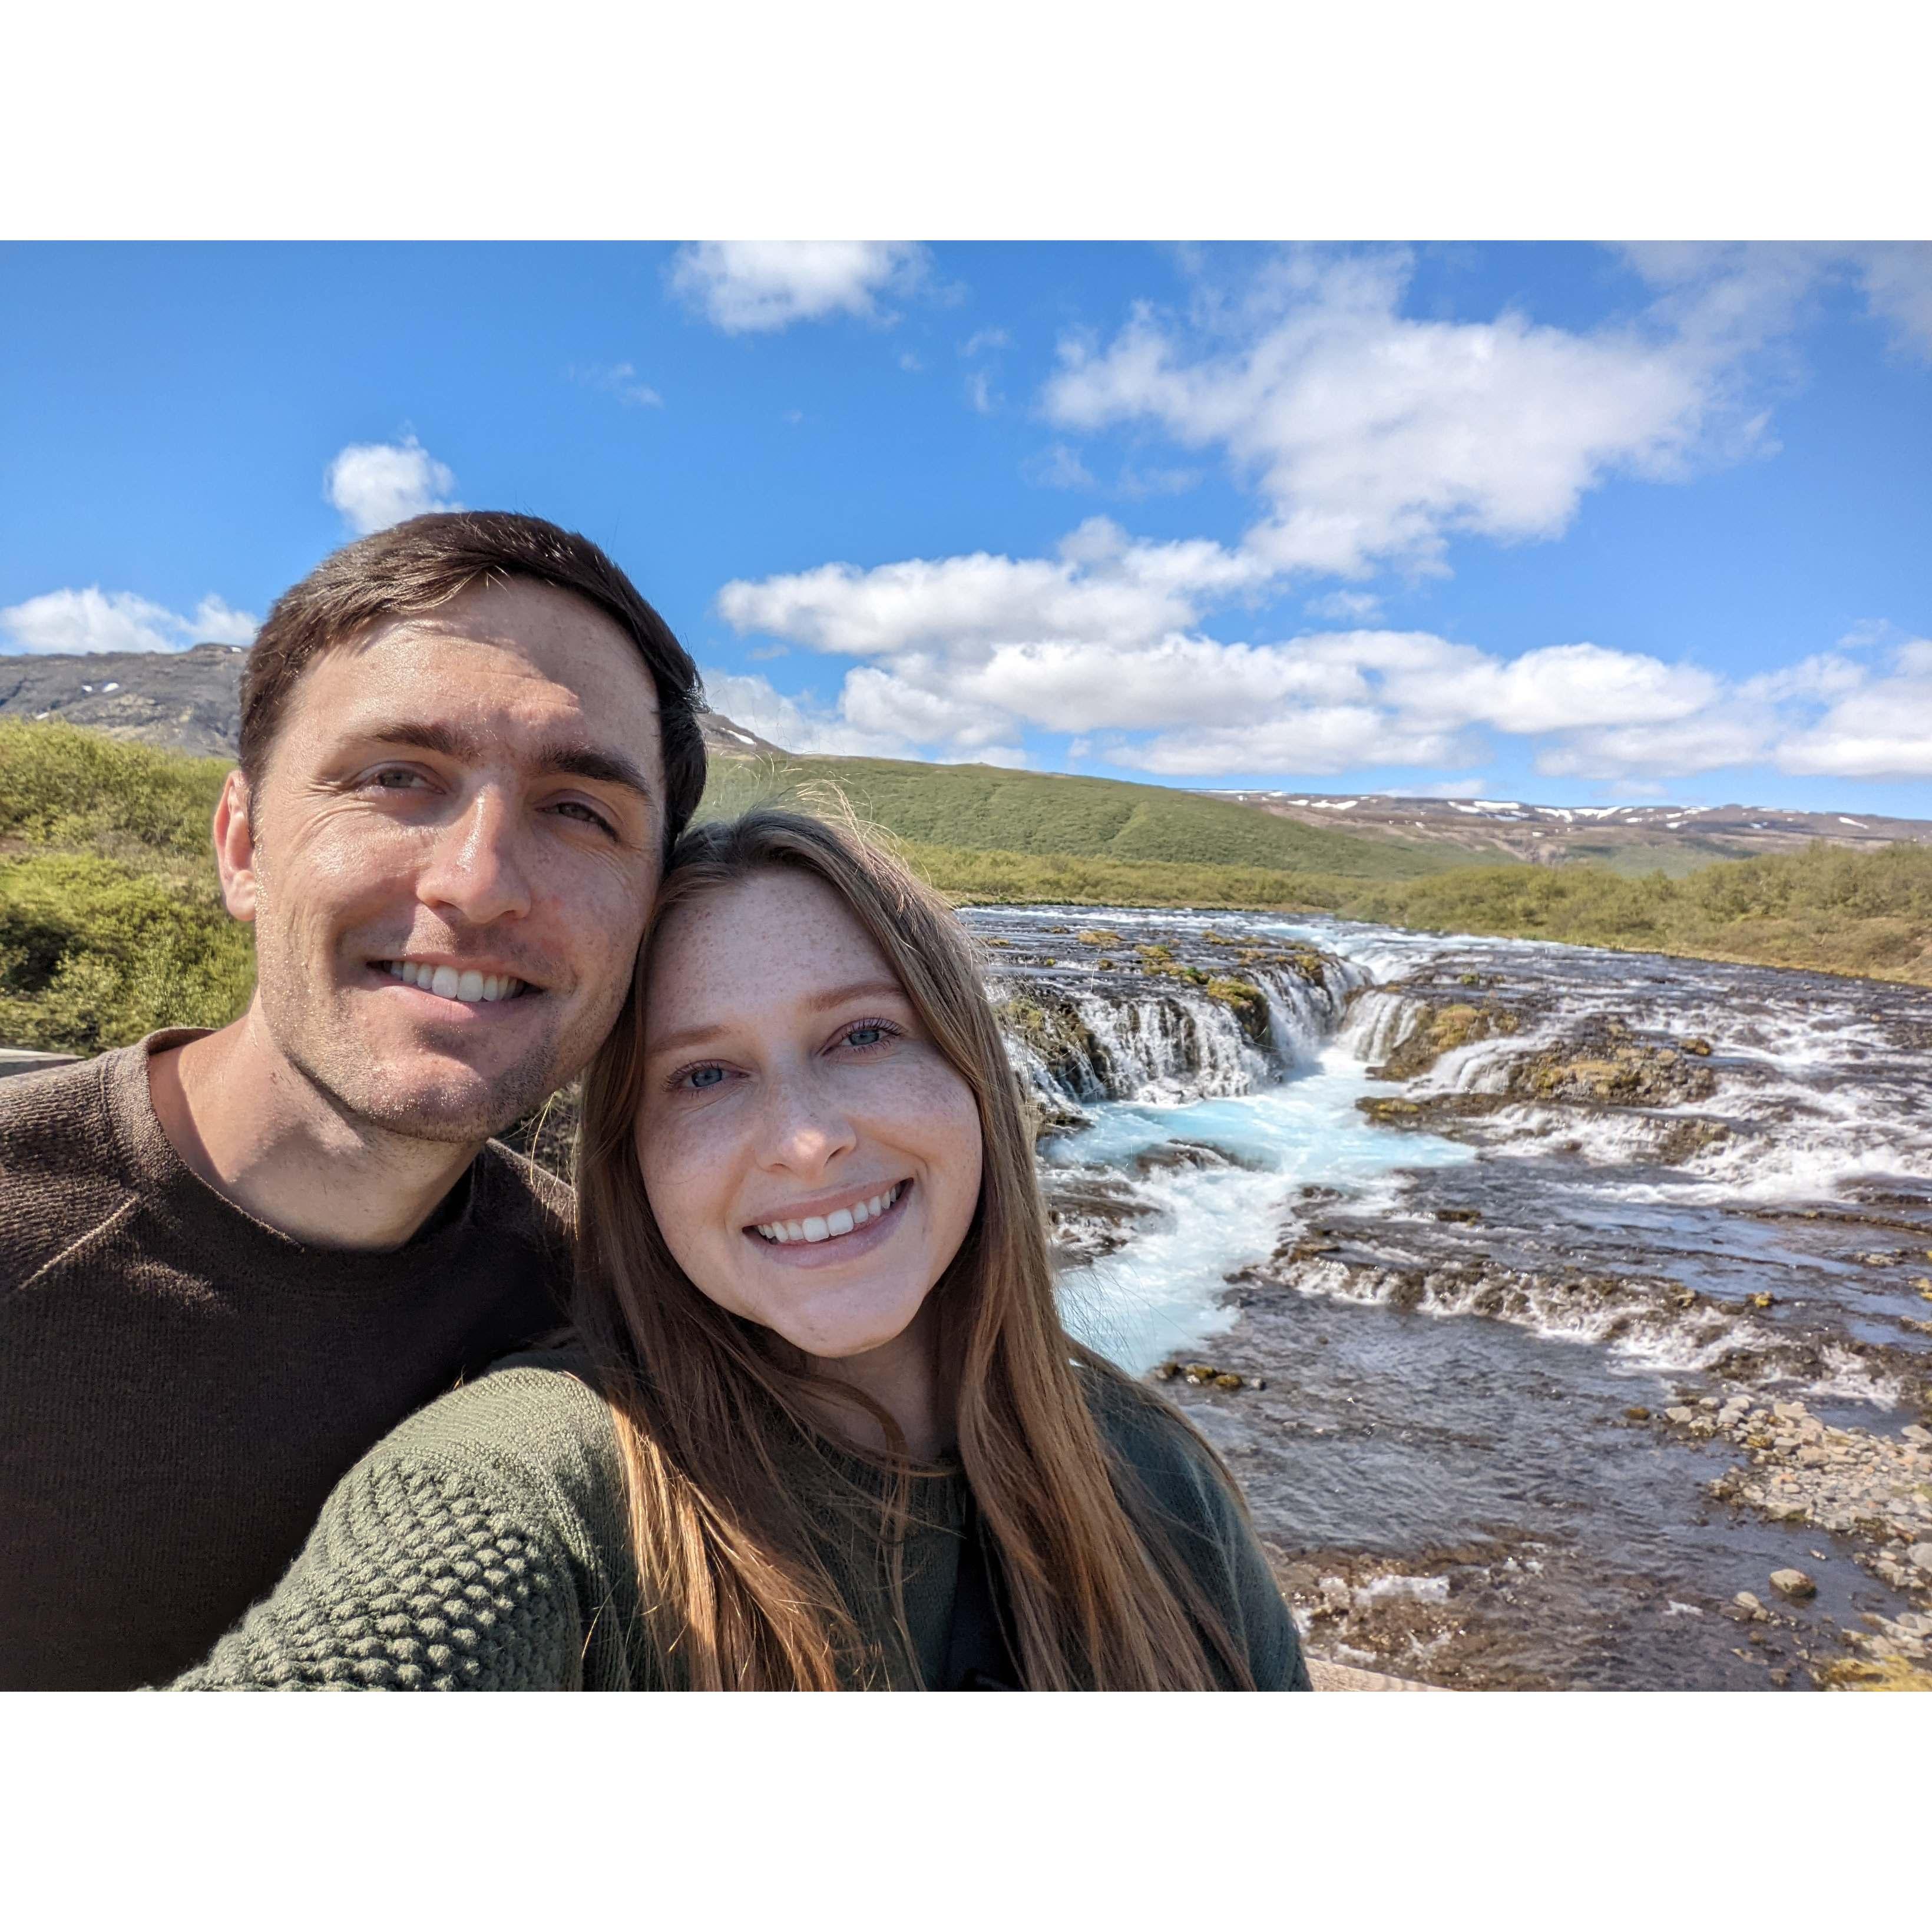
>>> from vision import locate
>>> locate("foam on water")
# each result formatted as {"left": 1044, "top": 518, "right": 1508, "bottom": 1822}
{"left": 1047, "top": 1044, "right": 1473, "bottom": 1372}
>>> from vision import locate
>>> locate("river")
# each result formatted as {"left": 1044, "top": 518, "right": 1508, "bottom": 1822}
{"left": 967, "top": 904, "right": 1932, "bottom": 1690}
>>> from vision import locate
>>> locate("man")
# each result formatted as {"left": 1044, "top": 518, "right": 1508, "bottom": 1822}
{"left": 0, "top": 511, "right": 706, "bottom": 1688}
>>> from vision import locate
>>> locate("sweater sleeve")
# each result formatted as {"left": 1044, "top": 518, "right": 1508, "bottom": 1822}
{"left": 1093, "top": 1379, "right": 1312, "bottom": 1691}
{"left": 168, "top": 1434, "right": 592, "bottom": 1692}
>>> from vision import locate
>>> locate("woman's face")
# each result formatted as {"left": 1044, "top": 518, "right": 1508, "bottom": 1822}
{"left": 636, "top": 869, "right": 984, "bottom": 1362}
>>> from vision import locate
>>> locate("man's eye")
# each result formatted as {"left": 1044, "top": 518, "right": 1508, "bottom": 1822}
{"left": 551, "top": 800, "right": 617, "bottom": 835}
{"left": 372, "top": 769, "right": 425, "bottom": 791}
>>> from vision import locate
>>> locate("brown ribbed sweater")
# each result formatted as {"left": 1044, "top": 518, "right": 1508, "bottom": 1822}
{"left": 0, "top": 1030, "right": 573, "bottom": 1690}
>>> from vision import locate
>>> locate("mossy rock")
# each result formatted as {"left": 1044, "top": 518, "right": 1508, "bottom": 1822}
{"left": 1202, "top": 975, "right": 1272, "bottom": 1047}
{"left": 1076, "top": 928, "right": 1123, "bottom": 947}
{"left": 1374, "top": 1001, "right": 1519, "bottom": 1080}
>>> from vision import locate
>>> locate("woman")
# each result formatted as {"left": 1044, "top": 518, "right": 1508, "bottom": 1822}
{"left": 173, "top": 810, "right": 1310, "bottom": 1690}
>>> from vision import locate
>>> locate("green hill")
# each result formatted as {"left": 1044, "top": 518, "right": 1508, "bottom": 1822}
{"left": 700, "top": 753, "right": 1459, "bottom": 880}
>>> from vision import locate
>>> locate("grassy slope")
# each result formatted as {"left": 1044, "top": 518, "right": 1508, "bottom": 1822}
{"left": 700, "top": 753, "right": 1461, "bottom": 879}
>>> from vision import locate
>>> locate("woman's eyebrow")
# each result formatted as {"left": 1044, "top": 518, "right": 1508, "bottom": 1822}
{"left": 643, "top": 980, "right": 908, "bottom": 1058}
{"left": 802, "top": 977, "right": 907, "bottom": 1014}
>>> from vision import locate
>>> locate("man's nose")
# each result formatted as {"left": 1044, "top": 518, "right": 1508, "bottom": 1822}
{"left": 754, "top": 1064, "right": 858, "bottom": 1178}
{"left": 415, "top": 786, "right": 534, "bottom": 926}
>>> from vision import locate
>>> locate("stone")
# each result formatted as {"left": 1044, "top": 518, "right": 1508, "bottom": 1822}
{"left": 1769, "top": 1568, "right": 1817, "bottom": 1599}
{"left": 1623, "top": 1406, "right": 1652, "bottom": 1421}
{"left": 1909, "top": 1544, "right": 1932, "bottom": 1573}
{"left": 1901, "top": 1424, "right": 1932, "bottom": 1447}
{"left": 1666, "top": 1407, "right": 1695, "bottom": 1424}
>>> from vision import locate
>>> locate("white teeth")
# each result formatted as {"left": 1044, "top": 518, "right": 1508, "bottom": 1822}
{"left": 754, "top": 1184, "right": 905, "bottom": 1245}
{"left": 385, "top": 961, "right": 525, "bottom": 1004}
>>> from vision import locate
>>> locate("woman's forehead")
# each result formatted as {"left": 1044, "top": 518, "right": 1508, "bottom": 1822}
{"left": 646, "top": 870, "right": 898, "bottom": 1026}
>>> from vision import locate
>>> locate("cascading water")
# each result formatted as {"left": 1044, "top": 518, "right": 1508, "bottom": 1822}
{"left": 960, "top": 901, "right": 1932, "bottom": 1691}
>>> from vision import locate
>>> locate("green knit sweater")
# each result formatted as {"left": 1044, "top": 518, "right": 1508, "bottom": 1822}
{"left": 170, "top": 1352, "right": 1309, "bottom": 1691}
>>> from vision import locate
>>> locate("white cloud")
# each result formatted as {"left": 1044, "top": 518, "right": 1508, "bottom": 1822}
{"left": 1305, "top": 590, "right": 1384, "bottom": 623}
{"left": 1775, "top": 638, "right": 1932, "bottom": 778}
{"left": 1044, "top": 250, "right": 1719, "bottom": 580}
{"left": 1023, "top": 444, "right": 1096, "bottom": 490}
{"left": 570, "top": 361, "right": 663, "bottom": 406}
{"left": 702, "top": 667, "right": 1024, "bottom": 767}
{"left": 1851, "top": 243, "right": 1932, "bottom": 360}
{"left": 189, "top": 594, "right": 260, "bottom": 646}
{"left": 323, "top": 434, "right": 460, "bottom": 535}
{"left": 669, "top": 242, "right": 928, "bottom": 335}
{"left": 718, "top": 519, "right": 1262, "bottom": 661}
{"left": 702, "top": 670, "right": 905, "bottom": 757}
{"left": 961, "top": 328, "right": 1009, "bottom": 357}
{"left": 1, "top": 585, "right": 260, "bottom": 655}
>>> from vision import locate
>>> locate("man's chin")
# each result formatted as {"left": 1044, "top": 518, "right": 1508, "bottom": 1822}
{"left": 292, "top": 1034, "right": 565, "bottom": 1147}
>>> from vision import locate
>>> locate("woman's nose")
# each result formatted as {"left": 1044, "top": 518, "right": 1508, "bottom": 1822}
{"left": 753, "top": 1064, "right": 858, "bottom": 1177}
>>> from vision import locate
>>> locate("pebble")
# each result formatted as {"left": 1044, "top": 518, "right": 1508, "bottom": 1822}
{"left": 1910, "top": 1544, "right": 1932, "bottom": 1574}
{"left": 1769, "top": 1568, "right": 1817, "bottom": 1599}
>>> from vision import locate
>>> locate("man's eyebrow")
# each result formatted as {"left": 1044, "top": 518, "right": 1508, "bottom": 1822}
{"left": 644, "top": 980, "right": 911, "bottom": 1059}
{"left": 363, "top": 723, "right": 657, "bottom": 801}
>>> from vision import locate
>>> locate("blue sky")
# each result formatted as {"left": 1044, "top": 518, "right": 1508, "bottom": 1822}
{"left": 2, "top": 240, "right": 1928, "bottom": 812}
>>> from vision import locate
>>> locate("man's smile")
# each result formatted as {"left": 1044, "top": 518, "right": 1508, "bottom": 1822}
{"left": 368, "top": 956, "right": 545, "bottom": 1010}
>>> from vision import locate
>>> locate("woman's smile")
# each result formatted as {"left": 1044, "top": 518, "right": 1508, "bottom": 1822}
{"left": 748, "top": 1177, "right": 911, "bottom": 1253}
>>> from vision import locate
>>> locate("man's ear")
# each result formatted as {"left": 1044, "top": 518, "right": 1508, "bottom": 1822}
{"left": 212, "top": 769, "right": 259, "bottom": 923}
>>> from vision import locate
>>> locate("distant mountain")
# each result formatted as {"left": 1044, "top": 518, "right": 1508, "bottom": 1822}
{"left": 0, "top": 643, "right": 783, "bottom": 764}
{"left": 1203, "top": 788, "right": 1932, "bottom": 875}
{"left": 0, "top": 642, "right": 249, "bottom": 758}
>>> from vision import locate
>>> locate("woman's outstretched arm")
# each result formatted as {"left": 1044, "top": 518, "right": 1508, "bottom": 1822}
{"left": 166, "top": 1363, "right": 624, "bottom": 1691}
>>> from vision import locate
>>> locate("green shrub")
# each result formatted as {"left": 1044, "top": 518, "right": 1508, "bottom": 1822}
{"left": 0, "top": 853, "right": 254, "bottom": 1053}
{"left": 0, "top": 719, "right": 227, "bottom": 859}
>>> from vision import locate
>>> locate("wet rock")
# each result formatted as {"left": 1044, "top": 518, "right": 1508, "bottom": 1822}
{"left": 1500, "top": 1035, "right": 1719, "bottom": 1109}
{"left": 1682, "top": 1036, "right": 1714, "bottom": 1056}
{"left": 1200, "top": 976, "right": 1272, "bottom": 1048}
{"left": 1624, "top": 1406, "right": 1653, "bottom": 1421}
{"left": 1434, "top": 1207, "right": 1483, "bottom": 1224}
{"left": 1910, "top": 1544, "right": 1932, "bottom": 1574}
{"left": 1769, "top": 1568, "right": 1817, "bottom": 1599}
{"left": 1156, "top": 1359, "right": 1260, "bottom": 1392}
{"left": 1372, "top": 1001, "right": 1520, "bottom": 1080}
{"left": 1357, "top": 1096, "right": 1427, "bottom": 1127}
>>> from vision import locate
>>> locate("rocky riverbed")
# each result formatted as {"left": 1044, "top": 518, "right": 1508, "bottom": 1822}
{"left": 964, "top": 905, "right": 1932, "bottom": 1691}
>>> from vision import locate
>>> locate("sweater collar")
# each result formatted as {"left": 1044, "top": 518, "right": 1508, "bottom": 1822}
{"left": 104, "top": 1029, "right": 488, "bottom": 1295}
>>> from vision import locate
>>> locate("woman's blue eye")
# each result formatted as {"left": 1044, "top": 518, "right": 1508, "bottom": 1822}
{"left": 688, "top": 1066, "right": 726, "bottom": 1089}
{"left": 846, "top": 1025, "right": 886, "bottom": 1046}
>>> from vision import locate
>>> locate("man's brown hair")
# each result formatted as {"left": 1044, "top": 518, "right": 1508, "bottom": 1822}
{"left": 239, "top": 512, "right": 707, "bottom": 855}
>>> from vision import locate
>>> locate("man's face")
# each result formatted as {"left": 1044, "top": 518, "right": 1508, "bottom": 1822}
{"left": 229, "top": 578, "right": 667, "bottom": 1144}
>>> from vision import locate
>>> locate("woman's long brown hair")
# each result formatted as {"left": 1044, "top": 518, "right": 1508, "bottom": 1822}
{"left": 571, "top": 806, "right": 1255, "bottom": 1689}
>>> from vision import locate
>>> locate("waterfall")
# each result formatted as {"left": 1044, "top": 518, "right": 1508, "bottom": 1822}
{"left": 993, "top": 947, "right": 1361, "bottom": 1114}
{"left": 1335, "top": 987, "right": 1423, "bottom": 1065}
